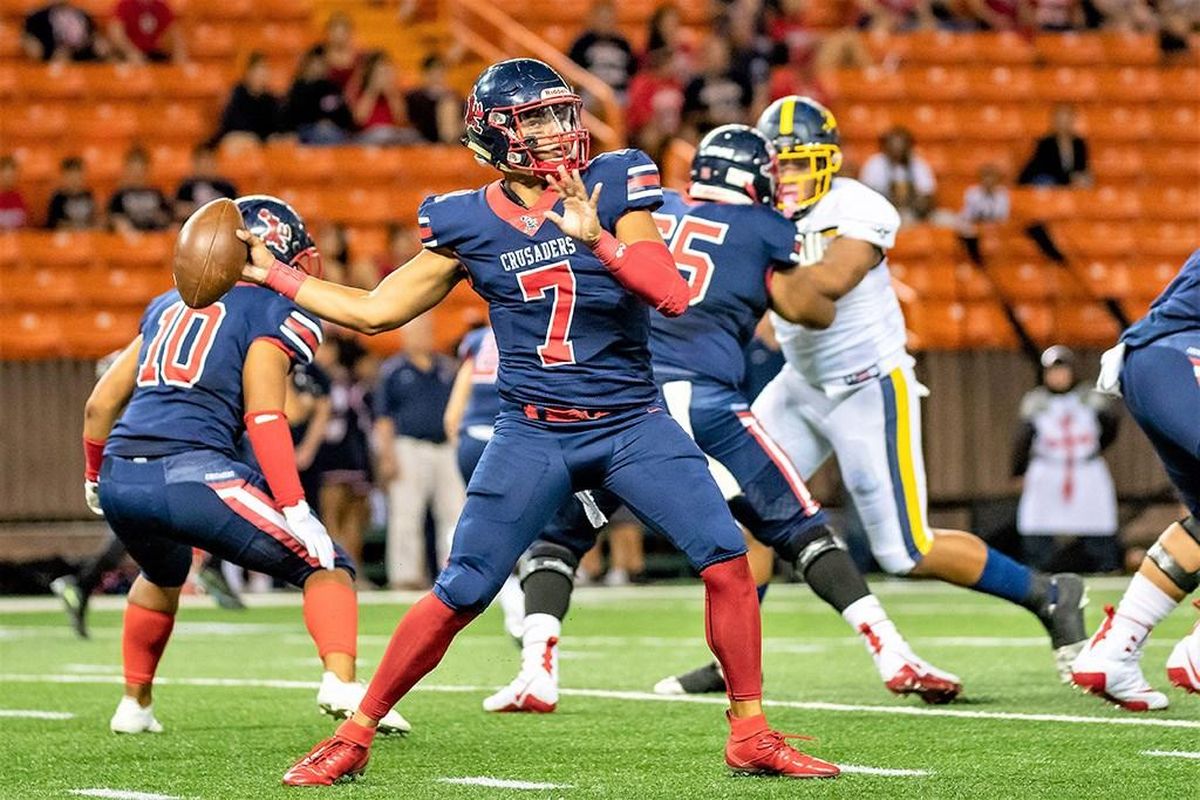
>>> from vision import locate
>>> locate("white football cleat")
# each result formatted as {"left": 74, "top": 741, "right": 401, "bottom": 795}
{"left": 316, "top": 671, "right": 411, "bottom": 734}
{"left": 1166, "top": 608, "right": 1200, "bottom": 695}
{"left": 496, "top": 574, "right": 525, "bottom": 642}
{"left": 482, "top": 669, "right": 558, "bottom": 713}
{"left": 110, "top": 696, "right": 163, "bottom": 734}
{"left": 1071, "top": 606, "right": 1169, "bottom": 711}
{"left": 861, "top": 625, "right": 963, "bottom": 704}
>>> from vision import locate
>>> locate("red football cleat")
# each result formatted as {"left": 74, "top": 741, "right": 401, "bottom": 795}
{"left": 725, "top": 715, "right": 840, "bottom": 779}
{"left": 282, "top": 735, "right": 370, "bottom": 787}
{"left": 885, "top": 662, "right": 964, "bottom": 705}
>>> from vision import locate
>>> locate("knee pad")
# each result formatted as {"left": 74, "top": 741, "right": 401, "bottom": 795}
{"left": 1147, "top": 521, "right": 1200, "bottom": 594}
{"left": 518, "top": 541, "right": 579, "bottom": 587}
{"left": 792, "top": 529, "right": 843, "bottom": 576}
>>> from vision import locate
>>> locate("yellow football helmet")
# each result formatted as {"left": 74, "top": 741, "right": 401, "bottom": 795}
{"left": 755, "top": 96, "right": 842, "bottom": 216}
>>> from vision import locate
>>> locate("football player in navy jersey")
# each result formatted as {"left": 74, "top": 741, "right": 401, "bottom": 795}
{"left": 82, "top": 196, "right": 409, "bottom": 736}
{"left": 1071, "top": 248, "right": 1200, "bottom": 709}
{"left": 246, "top": 59, "right": 843, "bottom": 784}
{"left": 485, "top": 126, "right": 961, "bottom": 713}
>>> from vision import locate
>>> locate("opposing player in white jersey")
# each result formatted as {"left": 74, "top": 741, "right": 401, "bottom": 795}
{"left": 752, "top": 96, "right": 1088, "bottom": 681}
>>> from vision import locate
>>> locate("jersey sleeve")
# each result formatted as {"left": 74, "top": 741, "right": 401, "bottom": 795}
{"left": 417, "top": 191, "right": 474, "bottom": 255}
{"left": 257, "top": 295, "right": 324, "bottom": 367}
{"left": 595, "top": 149, "right": 663, "bottom": 230}
{"left": 761, "top": 207, "right": 804, "bottom": 268}
{"left": 457, "top": 328, "right": 483, "bottom": 361}
{"left": 835, "top": 181, "right": 901, "bottom": 251}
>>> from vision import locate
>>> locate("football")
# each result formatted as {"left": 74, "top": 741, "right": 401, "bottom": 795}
{"left": 173, "top": 197, "right": 246, "bottom": 308}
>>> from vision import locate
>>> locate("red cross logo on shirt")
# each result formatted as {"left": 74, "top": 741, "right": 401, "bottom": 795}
{"left": 1043, "top": 413, "right": 1096, "bottom": 502}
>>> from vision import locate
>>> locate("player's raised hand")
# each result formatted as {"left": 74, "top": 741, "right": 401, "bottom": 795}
{"left": 544, "top": 166, "right": 602, "bottom": 246}
{"left": 237, "top": 229, "right": 275, "bottom": 284}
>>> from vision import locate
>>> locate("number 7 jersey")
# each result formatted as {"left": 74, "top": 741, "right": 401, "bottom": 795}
{"left": 418, "top": 149, "right": 664, "bottom": 411}
{"left": 106, "top": 285, "right": 324, "bottom": 459}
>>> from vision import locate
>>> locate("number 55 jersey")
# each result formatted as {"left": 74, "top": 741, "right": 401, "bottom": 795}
{"left": 106, "top": 286, "right": 324, "bottom": 459}
{"left": 417, "top": 148, "right": 663, "bottom": 411}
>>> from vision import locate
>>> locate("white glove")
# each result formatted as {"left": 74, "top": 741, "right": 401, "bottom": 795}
{"left": 1096, "top": 342, "right": 1126, "bottom": 397}
{"left": 282, "top": 501, "right": 336, "bottom": 570}
{"left": 84, "top": 480, "right": 103, "bottom": 516}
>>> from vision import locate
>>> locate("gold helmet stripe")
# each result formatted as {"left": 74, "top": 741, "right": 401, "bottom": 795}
{"left": 778, "top": 98, "right": 796, "bottom": 137}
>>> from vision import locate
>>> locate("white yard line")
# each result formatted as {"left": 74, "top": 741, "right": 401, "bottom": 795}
{"left": 6, "top": 673, "right": 1200, "bottom": 730}
{"left": 69, "top": 791, "right": 182, "bottom": 800}
{"left": 437, "top": 777, "right": 571, "bottom": 790}
{"left": 835, "top": 764, "right": 932, "bottom": 777}
{"left": 0, "top": 709, "right": 74, "bottom": 719}
{"left": 1142, "top": 750, "right": 1200, "bottom": 759}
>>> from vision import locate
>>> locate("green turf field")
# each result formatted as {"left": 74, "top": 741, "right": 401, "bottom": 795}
{"left": 2, "top": 579, "right": 1197, "bottom": 800}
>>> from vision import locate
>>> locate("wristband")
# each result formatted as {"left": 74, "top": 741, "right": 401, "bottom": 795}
{"left": 83, "top": 436, "right": 105, "bottom": 482}
{"left": 264, "top": 259, "right": 308, "bottom": 301}
{"left": 590, "top": 230, "right": 626, "bottom": 271}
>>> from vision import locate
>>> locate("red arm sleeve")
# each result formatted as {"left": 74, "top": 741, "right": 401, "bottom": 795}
{"left": 592, "top": 232, "right": 690, "bottom": 317}
{"left": 243, "top": 410, "right": 306, "bottom": 508}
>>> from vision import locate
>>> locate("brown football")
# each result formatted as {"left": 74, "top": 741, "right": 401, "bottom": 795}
{"left": 173, "top": 197, "right": 245, "bottom": 308}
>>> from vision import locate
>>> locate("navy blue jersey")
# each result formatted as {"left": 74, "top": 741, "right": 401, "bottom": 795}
{"left": 649, "top": 190, "right": 799, "bottom": 388}
{"left": 1123, "top": 249, "right": 1200, "bottom": 348}
{"left": 374, "top": 353, "right": 458, "bottom": 443}
{"left": 458, "top": 326, "right": 502, "bottom": 433}
{"left": 107, "top": 285, "right": 323, "bottom": 459}
{"left": 418, "top": 149, "right": 664, "bottom": 411}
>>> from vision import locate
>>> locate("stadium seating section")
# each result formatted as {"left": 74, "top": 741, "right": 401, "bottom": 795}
{"left": 0, "top": 0, "right": 1196, "bottom": 358}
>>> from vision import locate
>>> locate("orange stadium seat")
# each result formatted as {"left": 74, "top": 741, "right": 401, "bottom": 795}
{"left": 905, "top": 300, "right": 964, "bottom": 350}
{"left": 1154, "top": 106, "right": 1200, "bottom": 143}
{"left": 1009, "top": 187, "right": 1077, "bottom": 221}
{"left": 974, "top": 224, "right": 1041, "bottom": 261}
{"left": 1162, "top": 68, "right": 1200, "bottom": 103}
{"left": 255, "top": 0, "right": 314, "bottom": 21}
{"left": 1143, "top": 186, "right": 1199, "bottom": 221}
{"left": 1055, "top": 220, "right": 1136, "bottom": 257}
{"left": 247, "top": 23, "right": 312, "bottom": 58}
{"left": 1077, "top": 186, "right": 1143, "bottom": 221}
{"left": 1089, "top": 145, "right": 1145, "bottom": 180}
{"left": 526, "top": 0, "right": 594, "bottom": 26}
{"left": 1071, "top": 259, "right": 1133, "bottom": 300}
{"left": 148, "top": 144, "right": 193, "bottom": 187}
{"left": 216, "top": 140, "right": 267, "bottom": 188}
{"left": 145, "top": 102, "right": 210, "bottom": 142}
{"left": 904, "top": 31, "right": 980, "bottom": 65}
{"left": 72, "top": 104, "right": 140, "bottom": 142}
{"left": 151, "top": 63, "right": 231, "bottom": 101}
{"left": 953, "top": 261, "right": 1001, "bottom": 300}
{"left": 0, "top": 266, "right": 81, "bottom": 308}
{"left": 0, "top": 20, "right": 21, "bottom": 60}
{"left": 79, "top": 144, "right": 126, "bottom": 185}
{"left": 81, "top": 64, "right": 156, "bottom": 102}
{"left": 1098, "top": 67, "right": 1162, "bottom": 103}
{"left": 347, "top": 226, "right": 390, "bottom": 264}
{"left": 892, "top": 225, "right": 961, "bottom": 260}
{"left": 963, "top": 300, "right": 1019, "bottom": 348}
{"left": 1133, "top": 222, "right": 1200, "bottom": 260}
{"left": 1034, "top": 67, "right": 1100, "bottom": 103}
{"left": 1035, "top": 33, "right": 1105, "bottom": 66}
{"left": 968, "top": 67, "right": 1035, "bottom": 102}
{"left": 14, "top": 63, "right": 88, "bottom": 100}
{"left": 986, "top": 260, "right": 1063, "bottom": 301}
{"left": 334, "top": 146, "right": 406, "bottom": 184}
{"left": 0, "top": 103, "right": 70, "bottom": 145}
{"left": 78, "top": 267, "right": 170, "bottom": 308}
{"left": 1012, "top": 302, "right": 1054, "bottom": 343}
{"left": 179, "top": 0, "right": 254, "bottom": 20}
{"left": 1053, "top": 302, "right": 1121, "bottom": 347}
{"left": 265, "top": 143, "right": 336, "bottom": 184}
{"left": 96, "top": 232, "right": 173, "bottom": 273}
{"left": 824, "top": 67, "right": 905, "bottom": 102}
{"left": 1144, "top": 145, "right": 1200, "bottom": 182}
{"left": 11, "top": 147, "right": 58, "bottom": 184}
{"left": 62, "top": 309, "right": 142, "bottom": 357}
{"left": 1100, "top": 33, "right": 1160, "bottom": 66}
{"left": 0, "top": 311, "right": 66, "bottom": 359}
{"left": 904, "top": 104, "right": 961, "bottom": 141}
{"left": 188, "top": 22, "right": 239, "bottom": 61}
{"left": 839, "top": 103, "right": 893, "bottom": 140}
{"left": 0, "top": 232, "right": 21, "bottom": 269}
{"left": 0, "top": 64, "right": 16, "bottom": 100}
{"left": 26, "top": 231, "right": 98, "bottom": 271}
{"left": 1082, "top": 105, "right": 1154, "bottom": 142}
{"left": 969, "top": 32, "right": 1037, "bottom": 64}
{"left": 1130, "top": 260, "right": 1183, "bottom": 300}
{"left": 957, "top": 105, "right": 1027, "bottom": 142}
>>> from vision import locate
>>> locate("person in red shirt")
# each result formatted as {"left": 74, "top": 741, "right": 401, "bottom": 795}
{"left": 0, "top": 155, "right": 29, "bottom": 230}
{"left": 107, "top": 0, "right": 184, "bottom": 63}
{"left": 350, "top": 52, "right": 417, "bottom": 145}
{"left": 309, "top": 12, "right": 362, "bottom": 91}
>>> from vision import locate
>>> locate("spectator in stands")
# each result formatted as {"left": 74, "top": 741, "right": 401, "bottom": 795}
{"left": 1018, "top": 104, "right": 1091, "bottom": 187}
{"left": 283, "top": 49, "right": 355, "bottom": 146}
{"left": 320, "top": 222, "right": 376, "bottom": 289}
{"left": 22, "top": 1, "right": 109, "bottom": 62}
{"left": 627, "top": 50, "right": 686, "bottom": 163}
{"left": 405, "top": 55, "right": 464, "bottom": 145}
{"left": 308, "top": 11, "right": 363, "bottom": 91}
{"left": 377, "top": 223, "right": 422, "bottom": 281}
{"left": 728, "top": 9, "right": 773, "bottom": 115}
{"left": 1028, "top": 0, "right": 1085, "bottom": 30}
{"left": 350, "top": 52, "right": 418, "bottom": 145}
{"left": 957, "top": 163, "right": 1009, "bottom": 263}
{"left": 374, "top": 314, "right": 465, "bottom": 589}
{"left": 173, "top": 143, "right": 238, "bottom": 223}
{"left": 645, "top": 3, "right": 694, "bottom": 71}
{"left": 1089, "top": 0, "right": 1157, "bottom": 30}
{"left": 683, "top": 37, "right": 752, "bottom": 135}
{"left": 967, "top": 0, "right": 1021, "bottom": 29}
{"left": 855, "top": 0, "right": 938, "bottom": 31}
{"left": 215, "top": 52, "right": 282, "bottom": 145}
{"left": 568, "top": 0, "right": 636, "bottom": 101}
{"left": 1155, "top": 0, "right": 1199, "bottom": 60}
{"left": 46, "top": 156, "right": 97, "bottom": 230}
{"left": 768, "top": 0, "right": 820, "bottom": 66}
{"left": 0, "top": 156, "right": 29, "bottom": 230}
{"left": 108, "top": 146, "right": 171, "bottom": 233}
{"left": 1013, "top": 346, "right": 1121, "bottom": 573}
{"left": 859, "top": 126, "right": 937, "bottom": 222}
{"left": 107, "top": 0, "right": 185, "bottom": 64}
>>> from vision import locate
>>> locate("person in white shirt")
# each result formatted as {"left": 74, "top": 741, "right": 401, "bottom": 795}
{"left": 858, "top": 125, "right": 937, "bottom": 223}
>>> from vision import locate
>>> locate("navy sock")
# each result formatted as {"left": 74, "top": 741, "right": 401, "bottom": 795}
{"left": 970, "top": 547, "right": 1038, "bottom": 607}
{"left": 756, "top": 583, "right": 769, "bottom": 604}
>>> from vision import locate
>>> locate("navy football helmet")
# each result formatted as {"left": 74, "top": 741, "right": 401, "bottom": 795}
{"left": 462, "top": 58, "right": 589, "bottom": 176}
{"left": 235, "top": 194, "right": 322, "bottom": 278}
{"left": 689, "top": 124, "right": 778, "bottom": 206}
{"left": 756, "top": 96, "right": 842, "bottom": 215}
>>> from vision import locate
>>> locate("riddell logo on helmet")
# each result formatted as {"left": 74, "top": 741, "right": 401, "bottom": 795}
{"left": 541, "top": 87, "right": 571, "bottom": 99}
{"left": 257, "top": 208, "right": 293, "bottom": 254}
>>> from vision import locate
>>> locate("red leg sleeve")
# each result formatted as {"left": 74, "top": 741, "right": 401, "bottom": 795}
{"left": 700, "top": 556, "right": 763, "bottom": 702}
{"left": 303, "top": 578, "right": 357, "bottom": 659}
{"left": 122, "top": 603, "right": 175, "bottom": 685}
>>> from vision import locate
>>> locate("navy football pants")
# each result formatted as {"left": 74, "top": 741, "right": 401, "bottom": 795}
{"left": 1122, "top": 332, "right": 1200, "bottom": 517}
{"left": 99, "top": 450, "right": 354, "bottom": 589}
{"left": 434, "top": 402, "right": 746, "bottom": 611}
